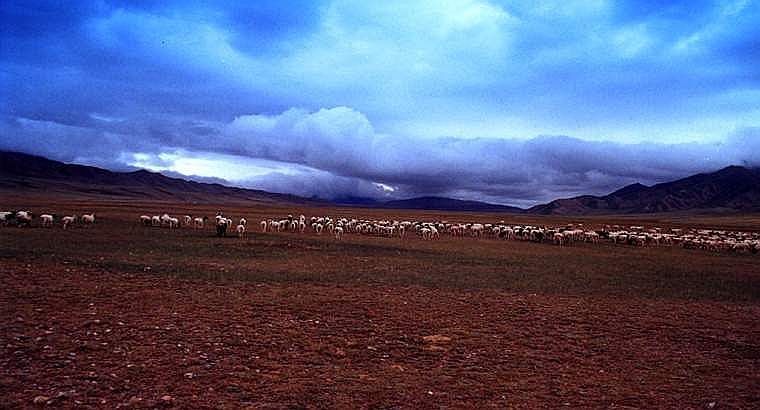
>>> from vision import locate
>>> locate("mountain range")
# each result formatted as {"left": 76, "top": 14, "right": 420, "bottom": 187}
{"left": 528, "top": 165, "right": 760, "bottom": 214}
{"left": 2, "top": 151, "right": 759, "bottom": 214}
{"left": 0, "top": 151, "right": 321, "bottom": 205}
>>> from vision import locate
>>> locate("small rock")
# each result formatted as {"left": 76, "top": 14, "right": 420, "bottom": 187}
{"left": 160, "top": 395, "right": 174, "bottom": 403}
{"left": 422, "top": 335, "right": 451, "bottom": 344}
{"left": 33, "top": 396, "right": 50, "bottom": 404}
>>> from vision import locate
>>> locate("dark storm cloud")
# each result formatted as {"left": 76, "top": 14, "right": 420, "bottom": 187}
{"left": 212, "top": 108, "right": 760, "bottom": 204}
{"left": 1, "top": 1, "right": 760, "bottom": 205}
{"left": 5, "top": 108, "right": 758, "bottom": 206}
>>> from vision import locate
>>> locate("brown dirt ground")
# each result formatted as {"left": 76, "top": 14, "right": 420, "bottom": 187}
{"left": 1, "top": 198, "right": 759, "bottom": 409}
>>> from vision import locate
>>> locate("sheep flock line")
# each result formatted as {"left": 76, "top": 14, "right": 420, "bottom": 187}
{"left": 4, "top": 209, "right": 758, "bottom": 255}
{"left": 1, "top": 210, "right": 94, "bottom": 230}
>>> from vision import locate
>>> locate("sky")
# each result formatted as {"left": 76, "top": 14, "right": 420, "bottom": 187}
{"left": 1, "top": 0, "right": 759, "bottom": 207}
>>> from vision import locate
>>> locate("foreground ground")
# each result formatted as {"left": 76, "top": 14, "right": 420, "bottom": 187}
{"left": 1, "top": 198, "right": 759, "bottom": 408}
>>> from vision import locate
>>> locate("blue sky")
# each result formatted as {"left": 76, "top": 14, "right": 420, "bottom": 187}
{"left": 1, "top": 0, "right": 759, "bottom": 206}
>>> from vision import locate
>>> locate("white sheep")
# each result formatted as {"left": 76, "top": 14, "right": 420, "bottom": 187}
{"left": 81, "top": 213, "right": 96, "bottom": 227}
{"left": 16, "top": 211, "right": 33, "bottom": 227}
{"left": 193, "top": 216, "right": 208, "bottom": 229}
{"left": 40, "top": 214, "right": 54, "bottom": 227}
{"left": 216, "top": 217, "right": 230, "bottom": 237}
{"left": 0, "top": 211, "right": 13, "bottom": 227}
{"left": 240, "top": 217, "right": 247, "bottom": 226}
{"left": 335, "top": 226, "right": 344, "bottom": 240}
{"left": 430, "top": 226, "right": 440, "bottom": 239}
{"left": 62, "top": 215, "right": 76, "bottom": 229}
{"left": 167, "top": 217, "right": 179, "bottom": 228}
{"left": 420, "top": 227, "right": 432, "bottom": 240}
{"left": 584, "top": 231, "right": 600, "bottom": 243}
{"left": 260, "top": 220, "right": 268, "bottom": 232}
{"left": 470, "top": 223, "right": 484, "bottom": 237}
{"left": 160, "top": 213, "right": 173, "bottom": 227}
{"left": 278, "top": 219, "right": 288, "bottom": 231}
{"left": 236, "top": 224, "right": 246, "bottom": 239}
{"left": 553, "top": 232, "right": 566, "bottom": 246}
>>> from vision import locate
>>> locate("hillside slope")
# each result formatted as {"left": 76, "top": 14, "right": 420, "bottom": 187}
{"left": 0, "top": 151, "right": 322, "bottom": 205}
{"left": 528, "top": 166, "right": 760, "bottom": 215}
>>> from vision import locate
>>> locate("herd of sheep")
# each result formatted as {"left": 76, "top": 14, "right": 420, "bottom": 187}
{"left": 139, "top": 211, "right": 760, "bottom": 254}
{"left": 1, "top": 210, "right": 95, "bottom": 229}
{"left": 3, "top": 209, "right": 758, "bottom": 254}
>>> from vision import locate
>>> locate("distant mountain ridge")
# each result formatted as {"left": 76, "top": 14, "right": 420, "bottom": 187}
{"left": 379, "top": 196, "right": 522, "bottom": 212}
{"left": 0, "top": 151, "right": 527, "bottom": 212}
{"left": 333, "top": 196, "right": 522, "bottom": 212}
{"left": 527, "top": 165, "right": 760, "bottom": 215}
{"left": 0, "top": 151, "right": 322, "bottom": 205}
{"left": 2, "top": 150, "right": 759, "bottom": 213}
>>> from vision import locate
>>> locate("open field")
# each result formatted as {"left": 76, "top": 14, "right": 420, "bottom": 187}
{"left": 2, "top": 198, "right": 759, "bottom": 408}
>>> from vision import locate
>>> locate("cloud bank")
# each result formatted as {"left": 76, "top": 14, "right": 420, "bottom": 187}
{"left": 1, "top": 1, "right": 759, "bottom": 205}
{"left": 3, "top": 108, "right": 759, "bottom": 206}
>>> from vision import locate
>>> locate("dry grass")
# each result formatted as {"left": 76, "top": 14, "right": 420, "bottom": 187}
{"left": 2, "top": 199, "right": 758, "bottom": 302}
{"left": 1, "top": 197, "right": 759, "bottom": 408}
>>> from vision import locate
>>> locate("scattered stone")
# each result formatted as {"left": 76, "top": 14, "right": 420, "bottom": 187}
{"left": 422, "top": 335, "right": 451, "bottom": 343}
{"left": 32, "top": 395, "right": 50, "bottom": 404}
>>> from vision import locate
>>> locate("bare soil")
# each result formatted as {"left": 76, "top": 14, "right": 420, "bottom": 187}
{"left": 1, "top": 198, "right": 759, "bottom": 409}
